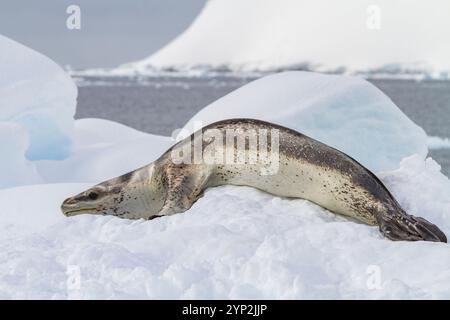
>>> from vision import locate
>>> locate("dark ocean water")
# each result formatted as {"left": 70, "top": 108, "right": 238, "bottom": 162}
{"left": 74, "top": 76, "right": 450, "bottom": 176}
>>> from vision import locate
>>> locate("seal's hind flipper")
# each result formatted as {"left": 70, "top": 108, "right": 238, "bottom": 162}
{"left": 413, "top": 216, "right": 447, "bottom": 243}
{"left": 378, "top": 212, "right": 447, "bottom": 243}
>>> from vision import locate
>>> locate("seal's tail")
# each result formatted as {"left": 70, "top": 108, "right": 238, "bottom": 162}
{"left": 378, "top": 212, "right": 447, "bottom": 243}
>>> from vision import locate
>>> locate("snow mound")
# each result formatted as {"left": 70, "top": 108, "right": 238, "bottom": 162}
{"left": 121, "top": 0, "right": 450, "bottom": 78}
{"left": 182, "top": 71, "right": 427, "bottom": 172}
{"left": 0, "top": 123, "right": 41, "bottom": 188}
{"left": 0, "top": 155, "right": 449, "bottom": 299}
{"left": 0, "top": 35, "right": 77, "bottom": 162}
{"left": 0, "top": 115, "right": 171, "bottom": 189}
{"left": 35, "top": 119, "right": 172, "bottom": 184}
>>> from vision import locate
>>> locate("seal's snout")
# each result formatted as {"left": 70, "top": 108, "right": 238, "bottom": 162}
{"left": 379, "top": 213, "right": 447, "bottom": 243}
{"left": 61, "top": 187, "right": 106, "bottom": 217}
{"left": 61, "top": 196, "right": 94, "bottom": 217}
{"left": 61, "top": 197, "right": 77, "bottom": 216}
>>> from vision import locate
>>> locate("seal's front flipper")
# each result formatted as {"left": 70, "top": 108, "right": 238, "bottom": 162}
{"left": 158, "top": 167, "right": 210, "bottom": 217}
{"left": 378, "top": 213, "right": 447, "bottom": 243}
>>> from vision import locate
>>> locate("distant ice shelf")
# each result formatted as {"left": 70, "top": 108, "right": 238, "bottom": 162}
{"left": 69, "top": 64, "right": 450, "bottom": 81}
{"left": 77, "top": 0, "right": 450, "bottom": 80}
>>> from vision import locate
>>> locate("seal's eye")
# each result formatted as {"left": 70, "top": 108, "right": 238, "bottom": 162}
{"left": 88, "top": 191, "right": 99, "bottom": 200}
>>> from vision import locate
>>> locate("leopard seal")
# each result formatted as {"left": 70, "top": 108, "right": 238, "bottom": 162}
{"left": 61, "top": 118, "right": 447, "bottom": 242}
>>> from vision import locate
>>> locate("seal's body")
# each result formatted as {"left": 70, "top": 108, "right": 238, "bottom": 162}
{"left": 61, "top": 119, "right": 447, "bottom": 242}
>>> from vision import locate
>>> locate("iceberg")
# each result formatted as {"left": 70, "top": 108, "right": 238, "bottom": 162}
{"left": 182, "top": 71, "right": 427, "bottom": 172}
{"left": 0, "top": 123, "right": 41, "bottom": 188}
{"left": 34, "top": 118, "right": 172, "bottom": 184}
{"left": 0, "top": 34, "right": 77, "bottom": 162}
{"left": 0, "top": 36, "right": 172, "bottom": 189}
{"left": 116, "top": 0, "right": 450, "bottom": 78}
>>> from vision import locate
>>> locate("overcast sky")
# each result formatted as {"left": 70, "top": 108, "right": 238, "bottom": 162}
{"left": 0, "top": 0, "right": 206, "bottom": 69}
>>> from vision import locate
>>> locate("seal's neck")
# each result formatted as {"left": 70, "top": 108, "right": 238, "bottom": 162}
{"left": 135, "top": 163, "right": 167, "bottom": 218}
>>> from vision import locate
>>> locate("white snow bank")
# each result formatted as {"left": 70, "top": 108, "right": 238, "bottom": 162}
{"left": 0, "top": 123, "right": 41, "bottom": 188}
{"left": 379, "top": 155, "right": 450, "bottom": 230}
{"left": 182, "top": 72, "right": 427, "bottom": 172}
{"left": 0, "top": 155, "right": 449, "bottom": 299}
{"left": 0, "top": 35, "right": 77, "bottom": 161}
{"left": 0, "top": 117, "right": 170, "bottom": 189}
{"left": 428, "top": 136, "right": 450, "bottom": 150}
{"left": 35, "top": 119, "right": 172, "bottom": 184}
{"left": 120, "top": 0, "right": 450, "bottom": 78}
{"left": 0, "top": 183, "right": 89, "bottom": 239}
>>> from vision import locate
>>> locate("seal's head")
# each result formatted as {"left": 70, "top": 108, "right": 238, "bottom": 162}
{"left": 61, "top": 183, "right": 120, "bottom": 217}
{"left": 61, "top": 166, "right": 164, "bottom": 219}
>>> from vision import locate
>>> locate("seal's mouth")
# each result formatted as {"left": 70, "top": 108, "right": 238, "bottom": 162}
{"left": 62, "top": 207, "right": 97, "bottom": 216}
{"left": 61, "top": 197, "right": 98, "bottom": 217}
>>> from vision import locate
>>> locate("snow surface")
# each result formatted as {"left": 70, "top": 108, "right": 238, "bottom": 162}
{"left": 1, "top": 36, "right": 450, "bottom": 299}
{"left": 114, "top": 0, "right": 450, "bottom": 79}
{"left": 1, "top": 155, "right": 450, "bottom": 299}
{"left": 182, "top": 72, "right": 427, "bottom": 172}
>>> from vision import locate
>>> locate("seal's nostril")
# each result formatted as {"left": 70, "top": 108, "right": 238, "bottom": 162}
{"left": 63, "top": 197, "right": 76, "bottom": 205}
